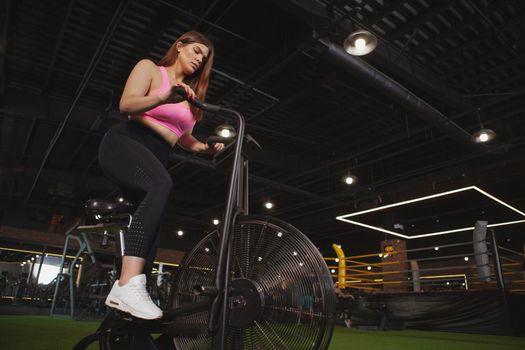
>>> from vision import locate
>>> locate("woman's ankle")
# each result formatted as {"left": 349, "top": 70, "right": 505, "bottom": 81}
{"left": 118, "top": 280, "right": 127, "bottom": 287}
{"left": 119, "top": 276, "right": 132, "bottom": 286}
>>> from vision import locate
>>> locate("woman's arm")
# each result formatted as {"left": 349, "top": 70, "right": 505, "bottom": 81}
{"left": 178, "top": 134, "right": 225, "bottom": 153}
{"left": 119, "top": 59, "right": 165, "bottom": 115}
{"left": 178, "top": 134, "right": 209, "bottom": 152}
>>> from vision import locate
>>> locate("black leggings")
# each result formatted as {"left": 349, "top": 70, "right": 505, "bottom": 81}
{"left": 98, "top": 121, "right": 172, "bottom": 271}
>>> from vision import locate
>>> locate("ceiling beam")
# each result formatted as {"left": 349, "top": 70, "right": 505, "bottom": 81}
{"left": 427, "top": 10, "right": 525, "bottom": 66}
{"left": 385, "top": 0, "right": 454, "bottom": 43}
{"left": 41, "top": 0, "right": 76, "bottom": 92}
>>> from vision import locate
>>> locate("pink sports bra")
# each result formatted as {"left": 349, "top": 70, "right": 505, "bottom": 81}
{"left": 143, "top": 66, "right": 195, "bottom": 137}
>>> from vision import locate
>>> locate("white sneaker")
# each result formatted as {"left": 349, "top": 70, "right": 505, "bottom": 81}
{"left": 105, "top": 274, "right": 162, "bottom": 320}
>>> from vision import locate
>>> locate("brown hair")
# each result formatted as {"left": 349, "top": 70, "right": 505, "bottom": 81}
{"left": 158, "top": 31, "right": 214, "bottom": 122}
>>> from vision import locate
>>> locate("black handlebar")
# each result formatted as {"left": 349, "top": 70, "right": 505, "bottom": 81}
{"left": 206, "top": 136, "right": 230, "bottom": 145}
{"left": 173, "top": 87, "right": 223, "bottom": 113}
{"left": 173, "top": 87, "right": 246, "bottom": 161}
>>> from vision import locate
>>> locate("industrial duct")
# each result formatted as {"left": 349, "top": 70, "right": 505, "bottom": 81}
{"left": 317, "top": 38, "right": 474, "bottom": 147}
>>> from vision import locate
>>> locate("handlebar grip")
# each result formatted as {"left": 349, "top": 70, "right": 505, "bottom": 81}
{"left": 206, "top": 136, "right": 229, "bottom": 145}
{"left": 194, "top": 100, "right": 222, "bottom": 113}
{"left": 206, "top": 136, "right": 233, "bottom": 158}
{"left": 173, "top": 86, "right": 187, "bottom": 99}
{"left": 173, "top": 86, "right": 222, "bottom": 113}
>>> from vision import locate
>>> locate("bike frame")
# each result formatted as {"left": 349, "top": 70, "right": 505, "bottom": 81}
{"left": 185, "top": 98, "right": 246, "bottom": 349}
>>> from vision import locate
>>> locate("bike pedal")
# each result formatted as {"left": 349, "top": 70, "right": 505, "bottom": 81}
{"left": 111, "top": 309, "right": 136, "bottom": 322}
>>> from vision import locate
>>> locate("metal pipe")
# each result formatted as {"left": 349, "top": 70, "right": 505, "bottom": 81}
{"left": 31, "top": 250, "right": 45, "bottom": 300}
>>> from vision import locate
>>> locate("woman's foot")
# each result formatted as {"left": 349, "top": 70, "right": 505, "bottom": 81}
{"left": 105, "top": 274, "right": 162, "bottom": 320}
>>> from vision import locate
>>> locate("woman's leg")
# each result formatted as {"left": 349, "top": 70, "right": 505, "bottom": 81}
{"left": 117, "top": 186, "right": 163, "bottom": 283}
{"left": 143, "top": 231, "right": 161, "bottom": 278}
{"left": 98, "top": 128, "right": 172, "bottom": 318}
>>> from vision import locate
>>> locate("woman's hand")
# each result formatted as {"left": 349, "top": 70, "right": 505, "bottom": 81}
{"left": 159, "top": 82, "right": 196, "bottom": 103}
{"left": 209, "top": 143, "right": 224, "bottom": 154}
{"left": 178, "top": 135, "right": 224, "bottom": 154}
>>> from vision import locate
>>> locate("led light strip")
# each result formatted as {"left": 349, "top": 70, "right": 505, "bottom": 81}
{"left": 336, "top": 186, "right": 525, "bottom": 239}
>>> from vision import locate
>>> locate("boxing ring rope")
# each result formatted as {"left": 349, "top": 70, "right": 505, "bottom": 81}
{"left": 325, "top": 233, "right": 525, "bottom": 294}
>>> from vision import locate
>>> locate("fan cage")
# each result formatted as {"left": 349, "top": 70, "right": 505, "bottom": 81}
{"left": 171, "top": 215, "right": 336, "bottom": 350}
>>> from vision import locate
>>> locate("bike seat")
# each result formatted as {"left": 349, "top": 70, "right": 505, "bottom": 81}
{"left": 84, "top": 199, "right": 134, "bottom": 215}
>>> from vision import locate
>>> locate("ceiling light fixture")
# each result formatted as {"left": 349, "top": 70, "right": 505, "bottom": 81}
{"left": 344, "top": 30, "right": 377, "bottom": 56}
{"left": 471, "top": 128, "right": 496, "bottom": 143}
{"left": 471, "top": 108, "right": 496, "bottom": 143}
{"left": 215, "top": 123, "right": 236, "bottom": 138}
{"left": 341, "top": 173, "right": 358, "bottom": 185}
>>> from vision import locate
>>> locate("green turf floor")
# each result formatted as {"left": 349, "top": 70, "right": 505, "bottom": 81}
{"left": 0, "top": 315, "right": 524, "bottom": 350}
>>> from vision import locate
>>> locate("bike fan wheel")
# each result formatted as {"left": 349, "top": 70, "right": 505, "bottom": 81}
{"left": 172, "top": 215, "right": 336, "bottom": 350}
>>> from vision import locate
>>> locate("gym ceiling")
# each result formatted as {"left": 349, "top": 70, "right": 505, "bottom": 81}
{"left": 2, "top": 0, "right": 525, "bottom": 255}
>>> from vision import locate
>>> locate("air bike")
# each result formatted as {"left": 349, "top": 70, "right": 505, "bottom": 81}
{"left": 74, "top": 89, "right": 336, "bottom": 349}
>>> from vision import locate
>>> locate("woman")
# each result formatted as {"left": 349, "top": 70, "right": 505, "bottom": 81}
{"left": 99, "top": 31, "right": 223, "bottom": 320}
